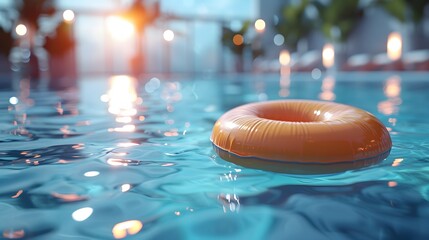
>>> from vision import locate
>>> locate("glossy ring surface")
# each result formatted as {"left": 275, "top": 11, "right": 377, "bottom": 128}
{"left": 211, "top": 100, "right": 392, "bottom": 173}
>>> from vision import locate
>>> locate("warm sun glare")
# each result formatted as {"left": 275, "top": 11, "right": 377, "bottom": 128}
{"left": 106, "top": 16, "right": 135, "bottom": 41}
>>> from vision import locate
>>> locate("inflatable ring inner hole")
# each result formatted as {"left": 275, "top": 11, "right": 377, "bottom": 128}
{"left": 255, "top": 103, "right": 330, "bottom": 122}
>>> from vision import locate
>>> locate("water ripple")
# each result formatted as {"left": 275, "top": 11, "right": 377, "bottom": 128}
{"left": 0, "top": 74, "right": 428, "bottom": 239}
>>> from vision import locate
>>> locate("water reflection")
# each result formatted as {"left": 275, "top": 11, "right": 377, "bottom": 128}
{"left": 318, "top": 75, "right": 336, "bottom": 101}
{"left": 106, "top": 76, "right": 141, "bottom": 120}
{"left": 8, "top": 79, "right": 33, "bottom": 139}
{"left": 218, "top": 193, "right": 240, "bottom": 213}
{"left": 388, "top": 181, "right": 398, "bottom": 187}
{"left": 116, "top": 142, "right": 139, "bottom": 148}
{"left": 121, "top": 184, "right": 132, "bottom": 192}
{"left": 11, "top": 190, "right": 24, "bottom": 199}
{"left": 279, "top": 48, "right": 291, "bottom": 93}
{"left": 72, "top": 207, "right": 93, "bottom": 222}
{"left": 112, "top": 220, "right": 143, "bottom": 239}
{"left": 2, "top": 229, "right": 25, "bottom": 239}
{"left": 161, "top": 81, "right": 182, "bottom": 103}
{"left": 84, "top": 171, "right": 100, "bottom": 177}
{"left": 103, "top": 76, "right": 140, "bottom": 133}
{"left": 378, "top": 75, "right": 402, "bottom": 116}
{"left": 18, "top": 79, "right": 33, "bottom": 106}
{"left": 107, "top": 158, "right": 142, "bottom": 166}
{"left": 102, "top": 76, "right": 146, "bottom": 165}
{"left": 51, "top": 192, "right": 87, "bottom": 202}
{"left": 0, "top": 144, "right": 91, "bottom": 167}
{"left": 218, "top": 170, "right": 241, "bottom": 213}
{"left": 392, "top": 158, "right": 404, "bottom": 167}
{"left": 8, "top": 82, "right": 80, "bottom": 141}
{"left": 279, "top": 75, "right": 290, "bottom": 97}
{"left": 109, "top": 124, "right": 136, "bottom": 133}
{"left": 279, "top": 51, "right": 291, "bottom": 97}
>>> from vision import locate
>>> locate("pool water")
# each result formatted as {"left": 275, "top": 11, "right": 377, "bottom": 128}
{"left": 0, "top": 72, "right": 428, "bottom": 239}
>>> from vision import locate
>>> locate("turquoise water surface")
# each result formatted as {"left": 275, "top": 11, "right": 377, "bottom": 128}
{"left": 0, "top": 72, "right": 428, "bottom": 239}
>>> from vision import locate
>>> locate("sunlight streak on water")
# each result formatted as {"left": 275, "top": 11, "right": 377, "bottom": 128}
{"left": 72, "top": 207, "right": 94, "bottom": 222}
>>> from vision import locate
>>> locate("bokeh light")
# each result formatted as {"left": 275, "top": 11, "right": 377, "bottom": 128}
{"left": 279, "top": 50, "right": 290, "bottom": 66}
{"left": 232, "top": 34, "right": 244, "bottom": 46}
{"left": 254, "top": 19, "right": 266, "bottom": 33}
{"left": 63, "top": 10, "right": 75, "bottom": 22}
{"left": 322, "top": 43, "right": 335, "bottom": 68}
{"left": 273, "top": 34, "right": 284, "bottom": 46}
{"left": 387, "top": 32, "right": 402, "bottom": 61}
{"left": 311, "top": 68, "right": 322, "bottom": 80}
{"left": 163, "top": 29, "right": 175, "bottom": 42}
{"left": 145, "top": 77, "right": 161, "bottom": 93}
{"left": 9, "top": 97, "right": 19, "bottom": 105}
{"left": 15, "top": 24, "right": 27, "bottom": 36}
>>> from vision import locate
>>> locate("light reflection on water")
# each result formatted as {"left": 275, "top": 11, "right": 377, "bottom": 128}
{"left": 112, "top": 220, "right": 143, "bottom": 239}
{"left": 72, "top": 207, "right": 93, "bottom": 222}
{"left": 319, "top": 75, "right": 336, "bottom": 101}
{"left": 0, "top": 73, "right": 428, "bottom": 239}
{"left": 106, "top": 75, "right": 139, "bottom": 132}
{"left": 378, "top": 75, "right": 402, "bottom": 116}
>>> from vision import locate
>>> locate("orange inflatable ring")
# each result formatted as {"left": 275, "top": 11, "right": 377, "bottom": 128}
{"left": 211, "top": 100, "right": 392, "bottom": 174}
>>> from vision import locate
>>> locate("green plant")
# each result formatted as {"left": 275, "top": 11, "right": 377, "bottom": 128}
{"left": 375, "top": 0, "right": 429, "bottom": 23}
{"left": 221, "top": 21, "right": 250, "bottom": 56}
{"left": 375, "top": 0, "right": 407, "bottom": 23}
{"left": 275, "top": 0, "right": 316, "bottom": 51}
{"left": 314, "top": 0, "right": 363, "bottom": 43}
{"left": 407, "top": 0, "right": 429, "bottom": 23}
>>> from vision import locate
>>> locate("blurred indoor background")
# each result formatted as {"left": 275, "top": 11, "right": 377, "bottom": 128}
{"left": 0, "top": 0, "right": 428, "bottom": 87}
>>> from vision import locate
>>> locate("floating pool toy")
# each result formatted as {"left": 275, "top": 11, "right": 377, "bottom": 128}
{"left": 211, "top": 100, "right": 392, "bottom": 174}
